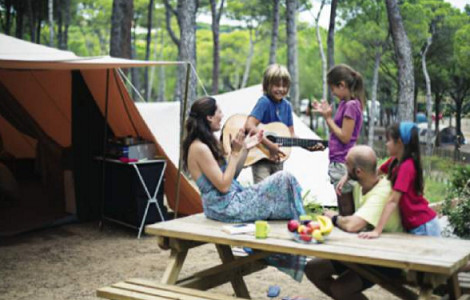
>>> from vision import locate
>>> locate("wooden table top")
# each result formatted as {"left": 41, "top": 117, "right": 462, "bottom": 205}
{"left": 146, "top": 214, "right": 470, "bottom": 276}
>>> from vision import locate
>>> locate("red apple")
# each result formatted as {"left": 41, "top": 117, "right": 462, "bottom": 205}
{"left": 305, "top": 225, "right": 313, "bottom": 234}
{"left": 287, "top": 220, "right": 300, "bottom": 232}
{"left": 300, "top": 233, "right": 312, "bottom": 242}
{"left": 307, "top": 221, "right": 321, "bottom": 231}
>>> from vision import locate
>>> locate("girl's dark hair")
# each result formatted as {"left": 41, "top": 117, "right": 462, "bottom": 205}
{"left": 182, "top": 97, "right": 224, "bottom": 170}
{"left": 327, "top": 64, "right": 365, "bottom": 109}
{"left": 386, "top": 123, "right": 424, "bottom": 194}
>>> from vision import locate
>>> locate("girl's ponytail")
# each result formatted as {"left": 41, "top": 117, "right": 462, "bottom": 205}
{"left": 350, "top": 71, "right": 365, "bottom": 110}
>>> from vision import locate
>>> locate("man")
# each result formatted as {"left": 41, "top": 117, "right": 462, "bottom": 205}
{"left": 305, "top": 145, "right": 403, "bottom": 300}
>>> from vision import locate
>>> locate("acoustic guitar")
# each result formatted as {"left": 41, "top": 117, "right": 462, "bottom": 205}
{"left": 221, "top": 114, "right": 328, "bottom": 167}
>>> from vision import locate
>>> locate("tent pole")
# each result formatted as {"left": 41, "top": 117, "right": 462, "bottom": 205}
{"left": 174, "top": 62, "right": 191, "bottom": 219}
{"left": 100, "top": 69, "right": 111, "bottom": 228}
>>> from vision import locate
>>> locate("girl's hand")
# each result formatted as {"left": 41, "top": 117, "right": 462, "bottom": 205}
{"left": 312, "top": 100, "right": 333, "bottom": 119}
{"left": 358, "top": 230, "right": 381, "bottom": 239}
{"left": 336, "top": 174, "right": 349, "bottom": 196}
{"left": 245, "top": 129, "right": 263, "bottom": 150}
{"left": 323, "top": 209, "right": 338, "bottom": 219}
{"left": 230, "top": 129, "right": 245, "bottom": 154}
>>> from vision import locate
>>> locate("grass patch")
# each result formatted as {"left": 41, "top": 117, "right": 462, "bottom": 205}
{"left": 424, "top": 177, "right": 448, "bottom": 203}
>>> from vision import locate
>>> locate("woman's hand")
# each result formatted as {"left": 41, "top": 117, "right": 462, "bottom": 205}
{"left": 312, "top": 100, "right": 333, "bottom": 119}
{"left": 230, "top": 129, "right": 245, "bottom": 154}
{"left": 244, "top": 129, "right": 263, "bottom": 150}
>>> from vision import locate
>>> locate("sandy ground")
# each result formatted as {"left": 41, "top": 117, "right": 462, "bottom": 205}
{"left": 0, "top": 220, "right": 402, "bottom": 300}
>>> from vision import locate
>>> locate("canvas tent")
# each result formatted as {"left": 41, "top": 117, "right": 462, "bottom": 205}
{"left": 136, "top": 86, "right": 337, "bottom": 207}
{"left": 0, "top": 34, "right": 200, "bottom": 236}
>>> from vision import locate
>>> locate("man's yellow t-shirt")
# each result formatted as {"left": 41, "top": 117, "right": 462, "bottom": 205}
{"left": 352, "top": 177, "right": 404, "bottom": 232}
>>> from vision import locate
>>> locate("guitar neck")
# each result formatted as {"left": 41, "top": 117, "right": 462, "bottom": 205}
{"left": 273, "top": 137, "right": 328, "bottom": 148}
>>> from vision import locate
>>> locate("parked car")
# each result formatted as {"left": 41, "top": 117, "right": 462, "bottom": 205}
{"left": 417, "top": 123, "right": 466, "bottom": 145}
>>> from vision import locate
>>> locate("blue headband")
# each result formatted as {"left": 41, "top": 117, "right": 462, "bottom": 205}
{"left": 399, "top": 122, "right": 417, "bottom": 145}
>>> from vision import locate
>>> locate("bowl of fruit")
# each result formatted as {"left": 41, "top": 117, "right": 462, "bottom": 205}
{"left": 287, "top": 215, "right": 333, "bottom": 244}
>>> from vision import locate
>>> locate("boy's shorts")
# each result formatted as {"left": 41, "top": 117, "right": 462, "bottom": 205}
{"left": 328, "top": 162, "right": 354, "bottom": 194}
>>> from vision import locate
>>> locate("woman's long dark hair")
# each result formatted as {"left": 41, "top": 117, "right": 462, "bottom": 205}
{"left": 386, "top": 123, "right": 424, "bottom": 194}
{"left": 182, "top": 97, "right": 224, "bottom": 170}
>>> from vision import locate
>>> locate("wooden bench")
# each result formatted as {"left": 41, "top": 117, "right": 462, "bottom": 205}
{"left": 97, "top": 278, "right": 246, "bottom": 300}
{"left": 460, "top": 273, "right": 470, "bottom": 294}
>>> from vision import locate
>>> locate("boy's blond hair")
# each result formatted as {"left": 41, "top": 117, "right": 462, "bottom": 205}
{"left": 262, "top": 64, "right": 291, "bottom": 96}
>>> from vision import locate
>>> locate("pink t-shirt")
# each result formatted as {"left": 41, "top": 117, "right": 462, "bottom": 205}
{"left": 380, "top": 158, "right": 436, "bottom": 230}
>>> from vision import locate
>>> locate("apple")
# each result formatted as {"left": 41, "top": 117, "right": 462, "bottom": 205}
{"left": 287, "top": 220, "right": 300, "bottom": 233}
{"left": 312, "top": 229, "right": 324, "bottom": 243}
{"left": 297, "top": 224, "right": 307, "bottom": 234}
{"left": 307, "top": 221, "right": 321, "bottom": 231}
{"left": 300, "top": 233, "right": 312, "bottom": 242}
{"left": 305, "top": 225, "right": 314, "bottom": 234}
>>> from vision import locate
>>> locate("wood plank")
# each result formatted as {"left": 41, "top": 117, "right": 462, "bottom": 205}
{"left": 216, "top": 245, "right": 250, "bottom": 299}
{"left": 126, "top": 278, "right": 246, "bottom": 300}
{"left": 97, "top": 286, "right": 169, "bottom": 300}
{"left": 146, "top": 214, "right": 470, "bottom": 275}
{"left": 160, "top": 249, "right": 187, "bottom": 285}
{"left": 112, "top": 282, "right": 207, "bottom": 300}
{"left": 176, "top": 262, "right": 266, "bottom": 291}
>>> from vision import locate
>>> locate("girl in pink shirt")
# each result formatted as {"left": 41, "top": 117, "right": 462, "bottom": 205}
{"left": 359, "top": 122, "right": 440, "bottom": 238}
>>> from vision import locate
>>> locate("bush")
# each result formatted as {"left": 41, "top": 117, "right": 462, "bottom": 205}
{"left": 442, "top": 165, "right": 470, "bottom": 239}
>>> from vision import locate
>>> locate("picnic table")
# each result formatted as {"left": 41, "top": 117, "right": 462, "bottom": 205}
{"left": 146, "top": 214, "right": 470, "bottom": 300}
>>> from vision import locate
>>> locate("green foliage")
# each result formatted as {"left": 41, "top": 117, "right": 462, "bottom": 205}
{"left": 442, "top": 164, "right": 470, "bottom": 238}
{"left": 302, "top": 190, "right": 324, "bottom": 218}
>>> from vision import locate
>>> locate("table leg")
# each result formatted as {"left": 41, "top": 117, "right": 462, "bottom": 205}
{"left": 216, "top": 245, "right": 251, "bottom": 299}
{"left": 447, "top": 273, "right": 462, "bottom": 300}
{"left": 161, "top": 248, "right": 188, "bottom": 285}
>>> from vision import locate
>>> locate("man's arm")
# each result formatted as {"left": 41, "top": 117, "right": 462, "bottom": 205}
{"left": 324, "top": 210, "right": 368, "bottom": 233}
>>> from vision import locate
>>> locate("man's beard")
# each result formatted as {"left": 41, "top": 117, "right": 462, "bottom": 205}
{"left": 348, "top": 167, "right": 359, "bottom": 181}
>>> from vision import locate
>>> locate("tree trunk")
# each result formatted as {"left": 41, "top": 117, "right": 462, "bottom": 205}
{"left": 210, "top": 0, "right": 225, "bottom": 95}
{"left": 157, "top": 27, "right": 166, "bottom": 102}
{"left": 57, "top": 0, "right": 63, "bottom": 48}
{"left": 422, "top": 35, "right": 433, "bottom": 156}
{"left": 4, "top": 0, "right": 12, "bottom": 35}
{"left": 14, "top": 0, "right": 25, "bottom": 39}
{"left": 368, "top": 49, "right": 382, "bottom": 147}
{"left": 144, "top": 0, "right": 154, "bottom": 101}
{"left": 327, "top": 0, "right": 338, "bottom": 103}
{"left": 177, "top": 0, "right": 197, "bottom": 105}
{"left": 110, "top": 0, "right": 133, "bottom": 59}
{"left": 131, "top": 20, "right": 142, "bottom": 100}
{"left": 434, "top": 93, "right": 441, "bottom": 147}
{"left": 48, "top": 0, "right": 54, "bottom": 46}
{"left": 241, "top": 28, "right": 254, "bottom": 89}
{"left": 315, "top": 0, "right": 327, "bottom": 101}
{"left": 26, "top": 0, "right": 35, "bottom": 42}
{"left": 286, "top": 0, "right": 299, "bottom": 113}
{"left": 63, "top": 0, "right": 70, "bottom": 49}
{"left": 385, "top": 0, "right": 415, "bottom": 122}
{"left": 269, "top": 0, "right": 280, "bottom": 65}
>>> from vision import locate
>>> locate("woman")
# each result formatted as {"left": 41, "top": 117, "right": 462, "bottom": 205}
{"left": 183, "top": 96, "right": 305, "bottom": 223}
